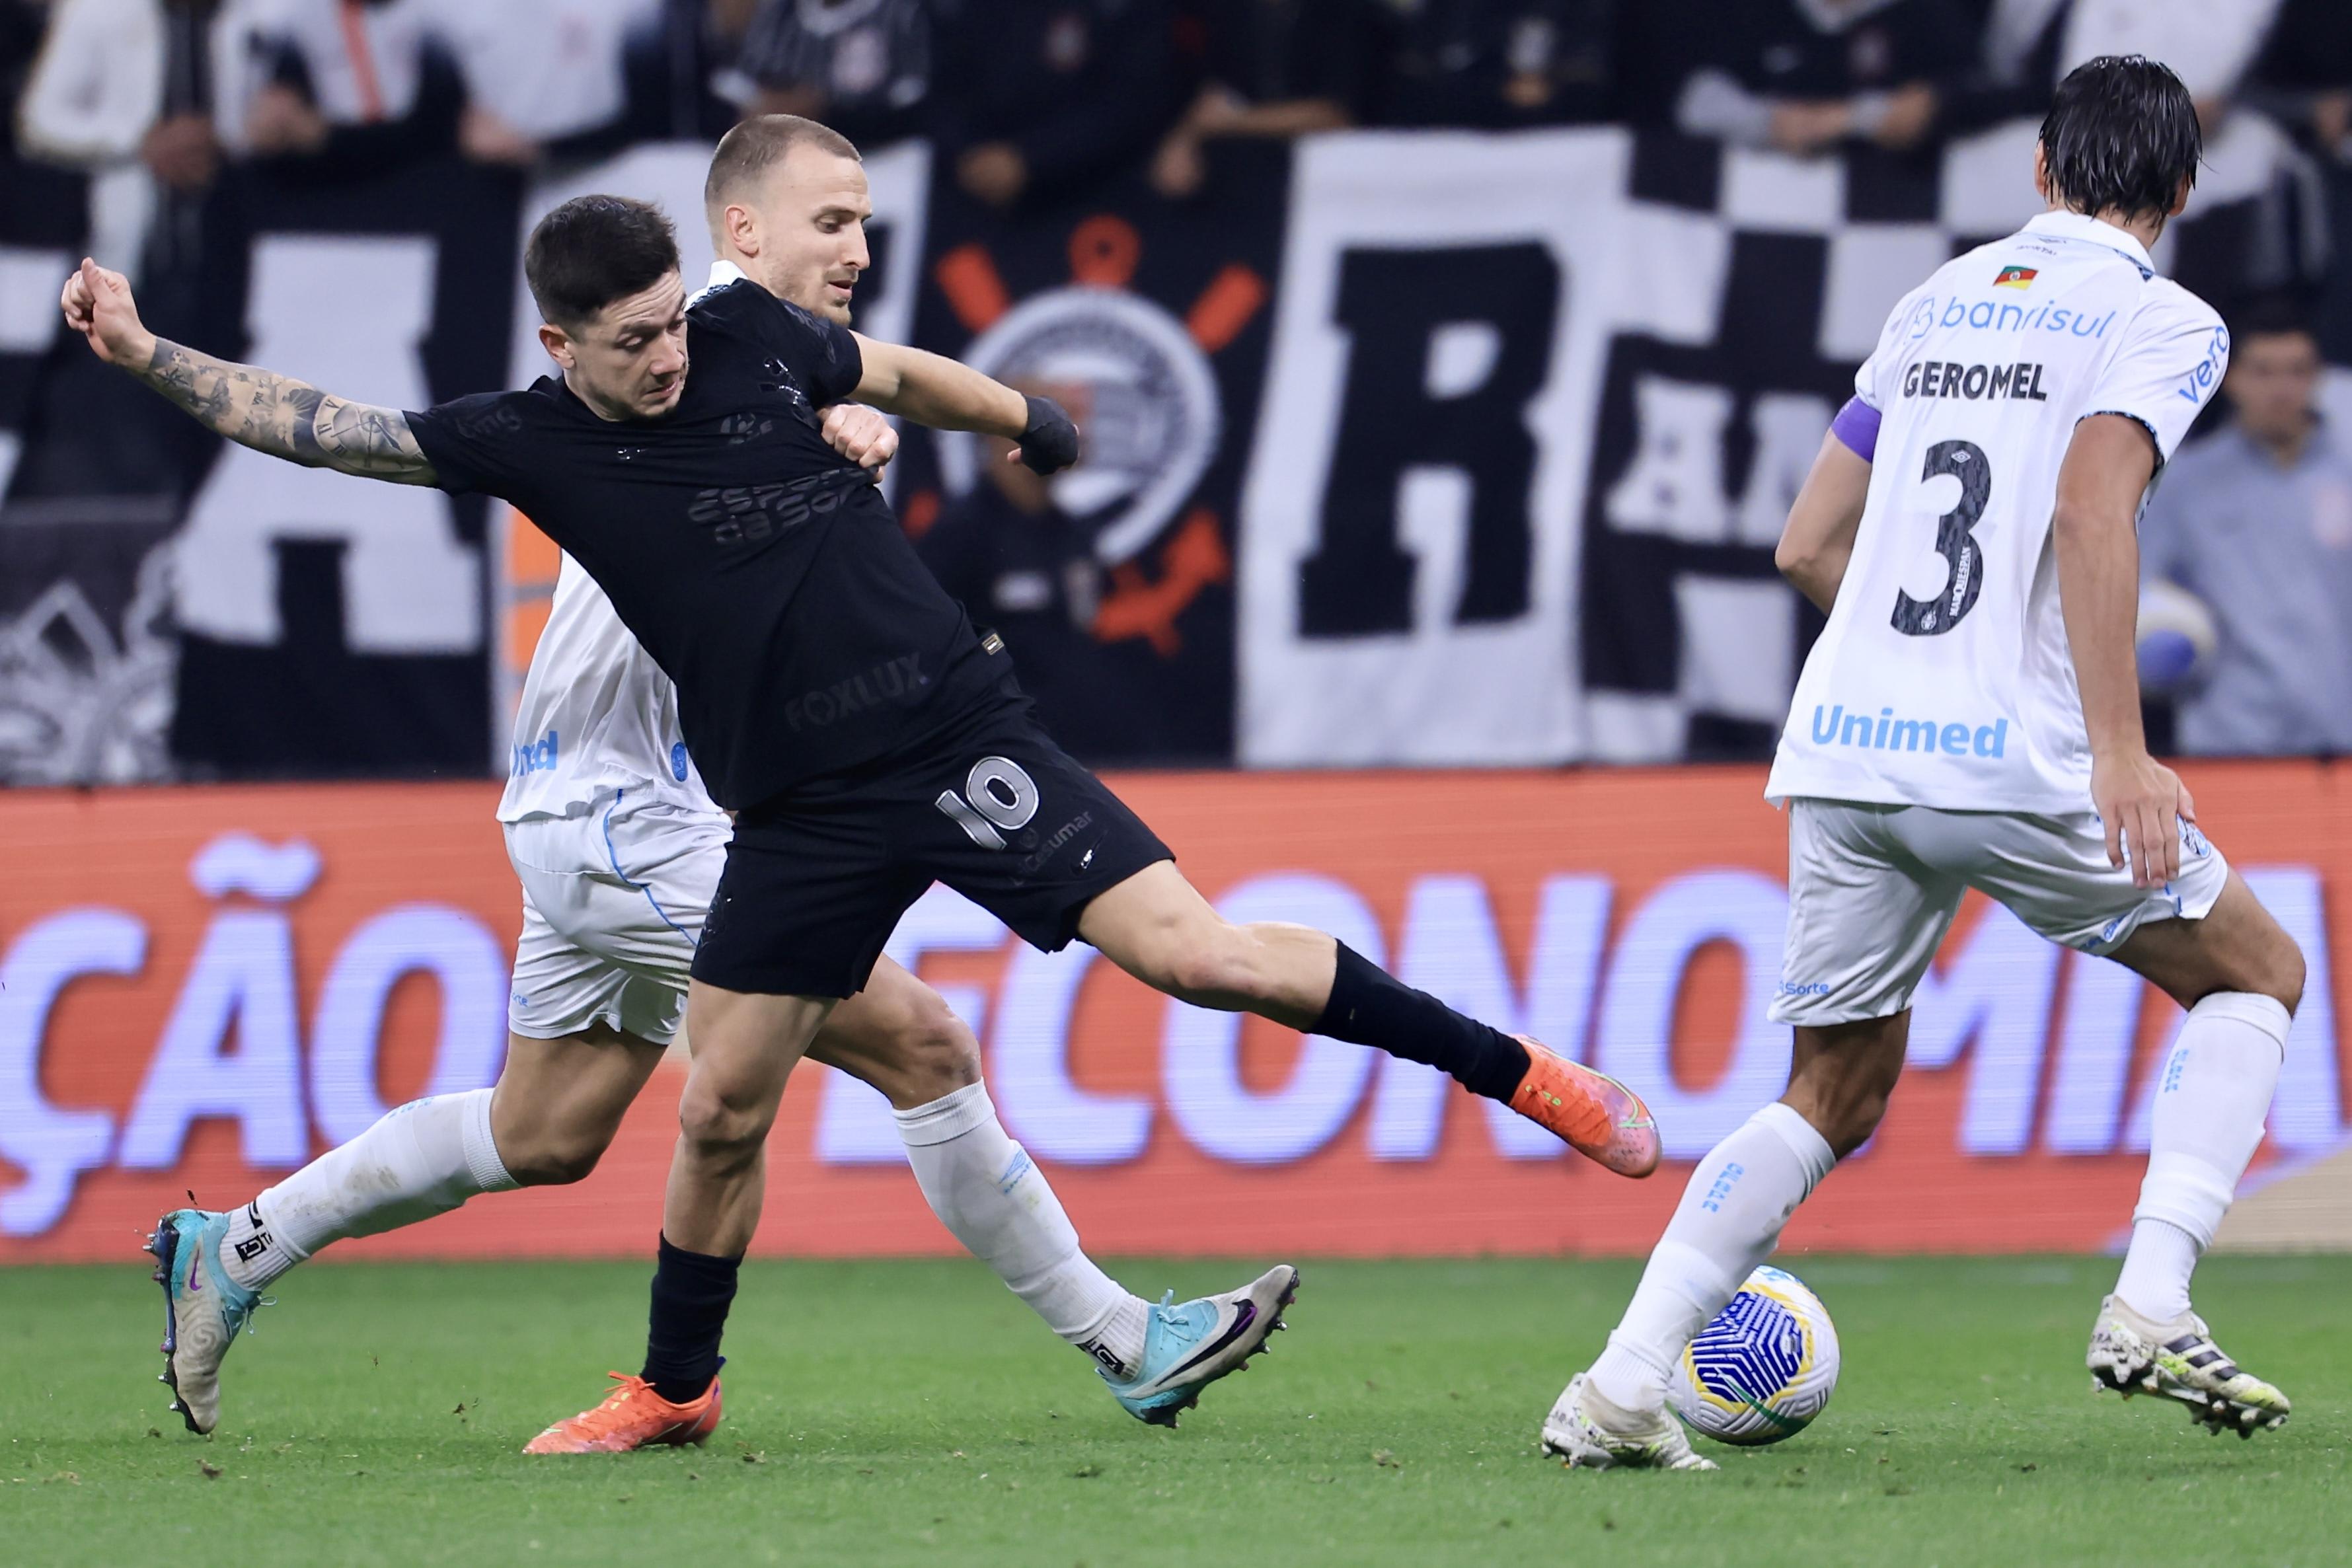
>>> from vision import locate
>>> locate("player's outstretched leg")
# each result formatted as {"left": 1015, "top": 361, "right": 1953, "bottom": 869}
{"left": 819, "top": 968, "right": 1180, "bottom": 1396}
{"left": 1548, "top": 1018, "right": 1889, "bottom": 1470}
{"left": 890, "top": 1075, "right": 1297, "bottom": 1423}
{"left": 145, "top": 1090, "right": 515, "bottom": 1437}
{"left": 151, "top": 1029, "right": 659, "bottom": 1435}
{"left": 2090, "top": 874, "right": 2303, "bottom": 1437}
{"left": 1078, "top": 863, "right": 1659, "bottom": 1177}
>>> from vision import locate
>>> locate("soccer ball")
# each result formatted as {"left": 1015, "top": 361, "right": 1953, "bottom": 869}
{"left": 2137, "top": 579, "right": 2217, "bottom": 694}
{"left": 1668, "top": 1265, "right": 1840, "bottom": 1446}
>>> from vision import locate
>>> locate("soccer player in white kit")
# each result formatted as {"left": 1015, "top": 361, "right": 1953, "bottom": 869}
{"left": 1543, "top": 56, "right": 2307, "bottom": 1471}
{"left": 127, "top": 288, "right": 1286, "bottom": 1449}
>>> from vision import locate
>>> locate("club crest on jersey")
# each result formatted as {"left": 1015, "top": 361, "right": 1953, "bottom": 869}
{"left": 1993, "top": 266, "right": 2037, "bottom": 290}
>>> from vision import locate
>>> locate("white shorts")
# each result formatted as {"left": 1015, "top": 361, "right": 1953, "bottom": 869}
{"left": 1772, "top": 798, "right": 2230, "bottom": 1027}
{"left": 504, "top": 792, "right": 729, "bottom": 1046}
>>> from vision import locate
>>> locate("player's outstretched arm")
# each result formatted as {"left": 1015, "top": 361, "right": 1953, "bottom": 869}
{"left": 1774, "top": 431, "right": 1872, "bottom": 613}
{"left": 848, "top": 334, "right": 1080, "bottom": 473}
{"left": 2054, "top": 412, "right": 2188, "bottom": 889}
{"left": 60, "top": 258, "right": 436, "bottom": 486}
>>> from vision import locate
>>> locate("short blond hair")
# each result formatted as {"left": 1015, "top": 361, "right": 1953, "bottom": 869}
{"left": 704, "top": 114, "right": 862, "bottom": 223}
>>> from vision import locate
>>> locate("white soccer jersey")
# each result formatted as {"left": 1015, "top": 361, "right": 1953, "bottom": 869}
{"left": 1765, "top": 210, "right": 2230, "bottom": 814}
{"left": 497, "top": 552, "right": 717, "bottom": 821}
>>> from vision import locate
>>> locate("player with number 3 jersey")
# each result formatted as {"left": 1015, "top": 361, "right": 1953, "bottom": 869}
{"left": 1544, "top": 57, "right": 2308, "bottom": 1473}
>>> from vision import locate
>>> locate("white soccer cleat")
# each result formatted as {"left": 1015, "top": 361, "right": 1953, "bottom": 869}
{"left": 1540, "top": 1372, "right": 1717, "bottom": 1471}
{"left": 2088, "top": 1293, "right": 2290, "bottom": 1438}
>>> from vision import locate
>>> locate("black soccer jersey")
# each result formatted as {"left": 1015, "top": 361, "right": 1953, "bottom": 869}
{"left": 406, "top": 279, "right": 1014, "bottom": 810}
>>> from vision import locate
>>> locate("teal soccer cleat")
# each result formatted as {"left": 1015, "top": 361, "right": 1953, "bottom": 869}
{"left": 147, "top": 1208, "right": 263, "bottom": 1435}
{"left": 1100, "top": 1265, "right": 1299, "bottom": 1427}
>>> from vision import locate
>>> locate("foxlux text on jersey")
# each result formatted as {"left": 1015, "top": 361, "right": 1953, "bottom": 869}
{"left": 1901, "top": 361, "right": 2049, "bottom": 402}
{"left": 780, "top": 652, "right": 929, "bottom": 732}
{"left": 1807, "top": 705, "right": 2009, "bottom": 759}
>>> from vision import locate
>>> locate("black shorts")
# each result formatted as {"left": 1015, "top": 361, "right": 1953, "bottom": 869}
{"left": 691, "top": 703, "right": 1173, "bottom": 998}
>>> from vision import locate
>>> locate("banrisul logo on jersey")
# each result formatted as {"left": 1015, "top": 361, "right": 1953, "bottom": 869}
{"left": 5, "top": 765, "right": 2347, "bottom": 1261}
{"left": 1933, "top": 295, "right": 2115, "bottom": 338}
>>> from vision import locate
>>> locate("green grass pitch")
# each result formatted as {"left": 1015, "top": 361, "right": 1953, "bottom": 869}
{"left": 2, "top": 1254, "right": 2345, "bottom": 1566}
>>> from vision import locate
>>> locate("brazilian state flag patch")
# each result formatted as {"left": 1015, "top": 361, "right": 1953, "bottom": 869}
{"left": 1994, "top": 265, "right": 2037, "bottom": 289}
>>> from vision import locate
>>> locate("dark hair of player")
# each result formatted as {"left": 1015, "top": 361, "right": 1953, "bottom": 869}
{"left": 704, "top": 114, "right": 863, "bottom": 221}
{"left": 523, "top": 195, "right": 681, "bottom": 329}
{"left": 2038, "top": 56, "right": 2201, "bottom": 224}
{"left": 2226, "top": 291, "right": 2314, "bottom": 346}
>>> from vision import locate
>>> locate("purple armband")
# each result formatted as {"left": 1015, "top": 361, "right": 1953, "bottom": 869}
{"left": 1829, "top": 396, "right": 1881, "bottom": 461}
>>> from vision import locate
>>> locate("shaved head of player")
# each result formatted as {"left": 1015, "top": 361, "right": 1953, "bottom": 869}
{"left": 704, "top": 114, "right": 871, "bottom": 325}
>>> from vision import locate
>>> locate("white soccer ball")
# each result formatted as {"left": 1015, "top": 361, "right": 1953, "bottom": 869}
{"left": 2137, "top": 579, "right": 2218, "bottom": 694}
{"left": 1668, "top": 1265, "right": 1840, "bottom": 1446}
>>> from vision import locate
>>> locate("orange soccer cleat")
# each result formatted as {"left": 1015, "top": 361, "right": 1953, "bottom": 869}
{"left": 1509, "top": 1037, "right": 1661, "bottom": 1178}
{"left": 521, "top": 1372, "right": 724, "bottom": 1454}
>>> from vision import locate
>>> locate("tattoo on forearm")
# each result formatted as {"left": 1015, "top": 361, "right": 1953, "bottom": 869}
{"left": 137, "top": 339, "right": 435, "bottom": 484}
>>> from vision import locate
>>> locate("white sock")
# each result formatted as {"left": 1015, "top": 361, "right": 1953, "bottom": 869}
{"left": 895, "top": 1082, "right": 1147, "bottom": 1377}
{"left": 2114, "top": 992, "right": 2288, "bottom": 1323}
{"left": 1590, "top": 1101, "right": 1837, "bottom": 1411}
{"left": 219, "top": 1089, "right": 517, "bottom": 1291}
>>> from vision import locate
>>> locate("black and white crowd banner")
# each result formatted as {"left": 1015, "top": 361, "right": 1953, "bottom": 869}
{"left": 169, "top": 159, "right": 518, "bottom": 778}
{"left": 1237, "top": 120, "right": 2281, "bottom": 767}
{"left": 1, "top": 120, "right": 2293, "bottom": 781}
{"left": 1239, "top": 131, "right": 1624, "bottom": 766}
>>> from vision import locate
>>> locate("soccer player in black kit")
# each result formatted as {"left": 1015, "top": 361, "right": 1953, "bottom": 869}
{"left": 65, "top": 113, "right": 1662, "bottom": 1443}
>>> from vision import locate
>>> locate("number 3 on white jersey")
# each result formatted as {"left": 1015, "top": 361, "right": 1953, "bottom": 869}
{"left": 1891, "top": 440, "right": 1991, "bottom": 638}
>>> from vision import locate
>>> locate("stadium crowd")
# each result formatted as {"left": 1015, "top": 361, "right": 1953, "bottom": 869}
{"left": 12, "top": 2, "right": 2351, "bottom": 248}
{"left": 4, "top": 0, "right": 2351, "bottom": 764}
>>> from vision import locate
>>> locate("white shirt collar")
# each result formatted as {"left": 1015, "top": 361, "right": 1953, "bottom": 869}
{"left": 706, "top": 260, "right": 746, "bottom": 288}
{"left": 2022, "top": 209, "right": 2156, "bottom": 275}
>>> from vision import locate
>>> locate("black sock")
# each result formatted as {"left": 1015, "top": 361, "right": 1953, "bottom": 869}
{"left": 1313, "top": 942, "right": 1531, "bottom": 1102}
{"left": 642, "top": 1234, "right": 740, "bottom": 1403}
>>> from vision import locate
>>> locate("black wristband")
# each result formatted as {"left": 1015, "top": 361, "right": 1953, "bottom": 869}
{"left": 1016, "top": 394, "right": 1080, "bottom": 474}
